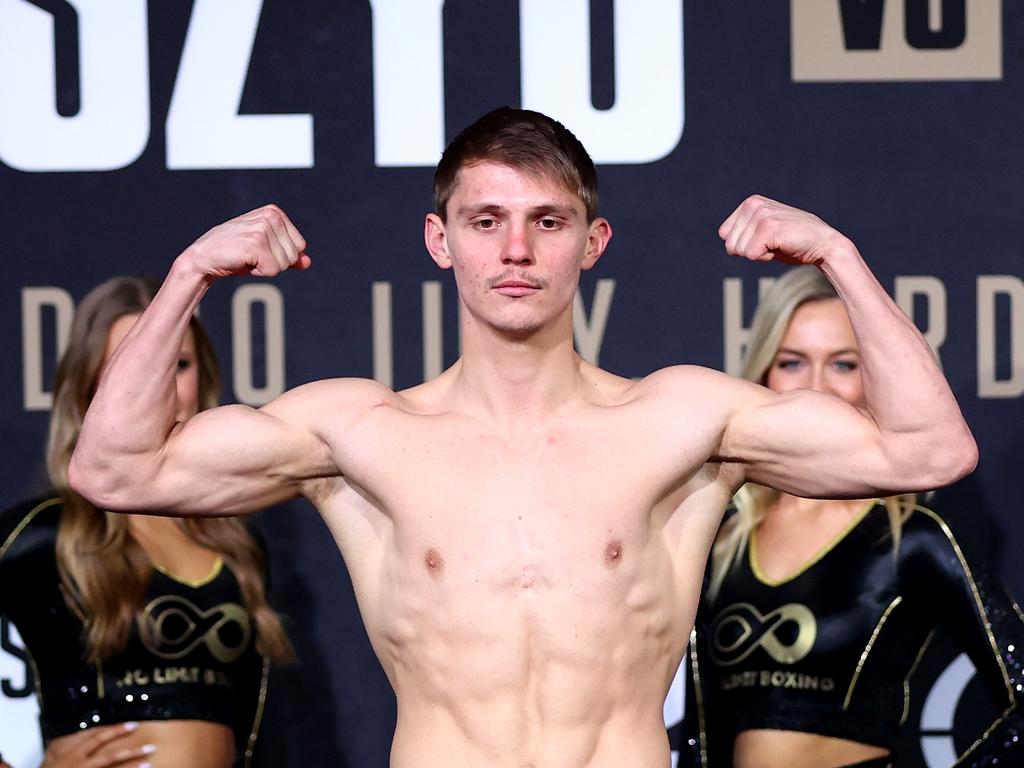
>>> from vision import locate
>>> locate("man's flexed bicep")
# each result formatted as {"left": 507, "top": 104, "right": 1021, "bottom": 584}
{"left": 717, "top": 382, "right": 922, "bottom": 499}
{"left": 713, "top": 195, "right": 977, "bottom": 498}
{"left": 70, "top": 381, "right": 343, "bottom": 516}
{"left": 68, "top": 205, "right": 334, "bottom": 517}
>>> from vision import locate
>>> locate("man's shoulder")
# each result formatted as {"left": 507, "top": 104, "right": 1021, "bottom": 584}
{"left": 633, "top": 364, "right": 749, "bottom": 400}
{"left": 287, "top": 375, "right": 395, "bottom": 398}
{"left": 266, "top": 376, "right": 400, "bottom": 415}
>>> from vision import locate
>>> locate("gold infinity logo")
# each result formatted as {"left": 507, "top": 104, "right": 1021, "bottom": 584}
{"left": 709, "top": 602, "right": 817, "bottom": 667}
{"left": 140, "top": 596, "right": 251, "bottom": 664}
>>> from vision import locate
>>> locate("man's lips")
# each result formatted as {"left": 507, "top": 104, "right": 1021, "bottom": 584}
{"left": 494, "top": 280, "right": 540, "bottom": 296}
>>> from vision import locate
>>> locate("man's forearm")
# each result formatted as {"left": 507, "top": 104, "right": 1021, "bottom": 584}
{"left": 820, "top": 239, "right": 977, "bottom": 483}
{"left": 69, "top": 206, "right": 310, "bottom": 511}
{"left": 69, "top": 254, "right": 210, "bottom": 504}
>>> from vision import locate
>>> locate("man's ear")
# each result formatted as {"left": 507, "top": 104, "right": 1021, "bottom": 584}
{"left": 425, "top": 213, "right": 452, "bottom": 269}
{"left": 581, "top": 217, "right": 612, "bottom": 271}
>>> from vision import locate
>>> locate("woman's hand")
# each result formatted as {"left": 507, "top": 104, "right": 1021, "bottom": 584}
{"left": 40, "top": 723, "right": 156, "bottom": 768}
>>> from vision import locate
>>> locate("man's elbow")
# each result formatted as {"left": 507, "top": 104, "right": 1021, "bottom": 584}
{"left": 67, "top": 446, "right": 137, "bottom": 511}
{"left": 915, "top": 431, "right": 979, "bottom": 490}
{"left": 940, "top": 433, "right": 980, "bottom": 485}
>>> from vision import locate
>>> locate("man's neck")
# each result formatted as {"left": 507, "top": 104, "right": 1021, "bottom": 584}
{"left": 448, "top": 309, "right": 584, "bottom": 430}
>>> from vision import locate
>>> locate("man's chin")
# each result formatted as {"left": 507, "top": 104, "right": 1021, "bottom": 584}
{"left": 493, "top": 319, "right": 545, "bottom": 340}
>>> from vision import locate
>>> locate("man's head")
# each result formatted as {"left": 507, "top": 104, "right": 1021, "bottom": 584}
{"left": 425, "top": 108, "right": 611, "bottom": 340}
{"left": 433, "top": 107, "right": 599, "bottom": 223}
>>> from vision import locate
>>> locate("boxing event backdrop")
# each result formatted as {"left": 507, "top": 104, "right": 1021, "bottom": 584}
{"left": 0, "top": 1, "right": 1021, "bottom": 766}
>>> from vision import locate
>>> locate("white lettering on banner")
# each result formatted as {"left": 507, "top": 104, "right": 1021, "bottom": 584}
{"left": 721, "top": 277, "right": 777, "bottom": 377}
{"left": 520, "top": 0, "right": 684, "bottom": 164}
{"left": 166, "top": 0, "right": 313, "bottom": 170}
{"left": 231, "top": 284, "right": 286, "bottom": 405}
{"left": 369, "top": 0, "right": 445, "bottom": 168}
{"left": 372, "top": 281, "right": 394, "bottom": 387}
{"left": 574, "top": 279, "right": 616, "bottom": 365}
{"left": 371, "top": 280, "right": 450, "bottom": 387}
{"left": 722, "top": 275, "right": 1020, "bottom": 399}
{"left": 895, "top": 276, "right": 947, "bottom": 364}
{"left": 422, "top": 281, "right": 445, "bottom": 381}
{"left": 1, "top": 0, "right": 683, "bottom": 171}
{"left": 370, "top": 279, "right": 617, "bottom": 386}
{"left": 977, "top": 276, "right": 1024, "bottom": 398}
{"left": 0, "top": 0, "right": 149, "bottom": 172}
{"left": 0, "top": 619, "right": 44, "bottom": 768}
{"left": 21, "top": 287, "right": 73, "bottom": 411}
{"left": 370, "top": 0, "right": 686, "bottom": 167}
{"left": 0, "top": 0, "right": 310, "bottom": 172}
{"left": 18, "top": 277, "right": 1021, "bottom": 409}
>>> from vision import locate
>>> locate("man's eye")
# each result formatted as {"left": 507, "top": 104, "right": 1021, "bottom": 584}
{"left": 474, "top": 218, "right": 496, "bottom": 230}
{"left": 539, "top": 218, "right": 560, "bottom": 229}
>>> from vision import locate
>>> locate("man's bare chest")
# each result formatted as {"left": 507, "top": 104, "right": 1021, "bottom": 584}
{"left": 315, "top": 404, "right": 726, "bottom": 647}
{"left": 339, "top": 410, "right": 694, "bottom": 519}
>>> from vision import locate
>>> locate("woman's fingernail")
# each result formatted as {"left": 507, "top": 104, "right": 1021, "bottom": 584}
{"left": 141, "top": 743, "right": 157, "bottom": 754}
{"left": 123, "top": 721, "right": 140, "bottom": 732}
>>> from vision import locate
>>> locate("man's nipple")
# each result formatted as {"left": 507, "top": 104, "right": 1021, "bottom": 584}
{"left": 424, "top": 548, "right": 445, "bottom": 577}
{"left": 604, "top": 539, "right": 623, "bottom": 568}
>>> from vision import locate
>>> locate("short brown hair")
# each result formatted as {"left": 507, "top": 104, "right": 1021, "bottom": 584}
{"left": 433, "top": 107, "right": 599, "bottom": 222}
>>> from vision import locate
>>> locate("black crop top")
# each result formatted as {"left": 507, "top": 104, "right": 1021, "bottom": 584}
{"left": 681, "top": 501, "right": 1024, "bottom": 767}
{"left": 0, "top": 497, "right": 268, "bottom": 767}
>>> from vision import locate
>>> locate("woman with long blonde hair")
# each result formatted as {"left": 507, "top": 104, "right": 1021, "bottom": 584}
{"left": 682, "top": 266, "right": 1024, "bottom": 768}
{"left": 0, "top": 276, "right": 291, "bottom": 768}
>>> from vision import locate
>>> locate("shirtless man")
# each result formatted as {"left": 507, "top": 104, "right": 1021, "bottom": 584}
{"left": 69, "top": 108, "right": 976, "bottom": 767}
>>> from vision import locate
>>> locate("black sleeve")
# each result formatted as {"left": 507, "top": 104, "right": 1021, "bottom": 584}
{"left": 0, "top": 496, "right": 62, "bottom": 616}
{"left": 903, "top": 507, "right": 1024, "bottom": 768}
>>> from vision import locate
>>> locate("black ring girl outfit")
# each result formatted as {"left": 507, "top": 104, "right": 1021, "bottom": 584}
{"left": 0, "top": 497, "right": 268, "bottom": 768}
{"left": 681, "top": 501, "right": 1024, "bottom": 767}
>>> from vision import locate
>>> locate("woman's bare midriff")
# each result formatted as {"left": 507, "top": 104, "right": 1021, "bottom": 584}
{"left": 48, "top": 720, "right": 235, "bottom": 768}
{"left": 734, "top": 729, "right": 890, "bottom": 768}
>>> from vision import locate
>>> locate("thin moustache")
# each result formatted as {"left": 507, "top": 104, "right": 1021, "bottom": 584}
{"left": 489, "top": 273, "right": 544, "bottom": 289}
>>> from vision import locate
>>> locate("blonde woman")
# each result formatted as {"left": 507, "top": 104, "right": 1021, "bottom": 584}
{"left": 0, "top": 277, "right": 291, "bottom": 768}
{"left": 683, "top": 266, "right": 1024, "bottom": 768}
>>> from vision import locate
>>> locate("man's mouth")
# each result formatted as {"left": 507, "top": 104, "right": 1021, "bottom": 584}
{"left": 493, "top": 279, "right": 540, "bottom": 297}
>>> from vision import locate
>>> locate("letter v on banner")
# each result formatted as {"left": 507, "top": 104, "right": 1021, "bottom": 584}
{"left": 791, "top": 0, "right": 1002, "bottom": 82}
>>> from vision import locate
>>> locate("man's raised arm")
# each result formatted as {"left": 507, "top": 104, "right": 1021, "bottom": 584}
{"left": 69, "top": 205, "right": 340, "bottom": 516}
{"left": 716, "top": 195, "right": 977, "bottom": 498}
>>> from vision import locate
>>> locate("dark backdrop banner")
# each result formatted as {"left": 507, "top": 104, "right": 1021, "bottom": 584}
{"left": 0, "top": 1, "right": 1021, "bottom": 766}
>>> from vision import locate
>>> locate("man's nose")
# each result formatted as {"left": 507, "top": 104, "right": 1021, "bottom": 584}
{"left": 501, "top": 221, "right": 534, "bottom": 265}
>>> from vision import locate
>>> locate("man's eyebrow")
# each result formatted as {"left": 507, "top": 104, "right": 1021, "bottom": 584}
{"left": 530, "top": 203, "right": 579, "bottom": 217}
{"left": 454, "top": 202, "right": 581, "bottom": 218}
{"left": 455, "top": 203, "right": 507, "bottom": 217}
